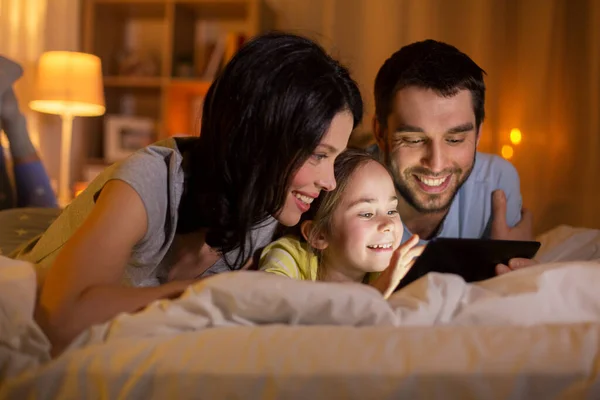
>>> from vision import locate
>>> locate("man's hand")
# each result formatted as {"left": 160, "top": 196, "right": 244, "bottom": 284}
{"left": 491, "top": 189, "right": 533, "bottom": 241}
{"left": 491, "top": 189, "right": 538, "bottom": 274}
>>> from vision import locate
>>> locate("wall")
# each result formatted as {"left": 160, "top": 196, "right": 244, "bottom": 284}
{"left": 265, "top": 0, "right": 600, "bottom": 234}
{"left": 5, "top": 0, "right": 598, "bottom": 233}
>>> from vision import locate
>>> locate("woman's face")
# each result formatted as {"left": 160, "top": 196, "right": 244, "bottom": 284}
{"left": 276, "top": 111, "right": 354, "bottom": 226}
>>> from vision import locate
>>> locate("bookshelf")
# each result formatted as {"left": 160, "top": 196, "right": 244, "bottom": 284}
{"left": 80, "top": 0, "right": 265, "bottom": 164}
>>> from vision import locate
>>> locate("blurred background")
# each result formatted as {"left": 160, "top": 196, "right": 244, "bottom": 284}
{"left": 1, "top": 0, "right": 599, "bottom": 234}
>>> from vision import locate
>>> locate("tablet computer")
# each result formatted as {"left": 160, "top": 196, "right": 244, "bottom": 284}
{"left": 395, "top": 238, "right": 541, "bottom": 291}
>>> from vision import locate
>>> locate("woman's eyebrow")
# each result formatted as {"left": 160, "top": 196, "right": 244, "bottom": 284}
{"left": 317, "top": 144, "right": 339, "bottom": 153}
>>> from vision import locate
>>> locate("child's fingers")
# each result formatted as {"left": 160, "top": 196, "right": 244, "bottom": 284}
{"left": 393, "top": 258, "right": 417, "bottom": 282}
{"left": 405, "top": 245, "right": 425, "bottom": 260}
{"left": 395, "top": 234, "right": 420, "bottom": 257}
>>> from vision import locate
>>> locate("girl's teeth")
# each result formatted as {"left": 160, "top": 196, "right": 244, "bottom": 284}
{"left": 294, "top": 192, "right": 314, "bottom": 204}
{"left": 368, "top": 244, "right": 392, "bottom": 249}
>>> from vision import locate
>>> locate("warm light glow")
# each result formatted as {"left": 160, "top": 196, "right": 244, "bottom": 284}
{"left": 501, "top": 145, "right": 514, "bottom": 159}
{"left": 29, "top": 51, "right": 106, "bottom": 117}
{"left": 73, "top": 181, "right": 89, "bottom": 198}
{"left": 510, "top": 128, "right": 522, "bottom": 145}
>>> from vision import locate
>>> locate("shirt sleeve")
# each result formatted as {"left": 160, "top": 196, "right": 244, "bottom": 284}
{"left": 497, "top": 159, "right": 523, "bottom": 228}
{"left": 96, "top": 147, "right": 171, "bottom": 246}
{"left": 259, "top": 238, "right": 303, "bottom": 279}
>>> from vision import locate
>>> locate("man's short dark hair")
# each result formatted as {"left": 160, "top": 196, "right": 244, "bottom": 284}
{"left": 374, "top": 39, "right": 486, "bottom": 129}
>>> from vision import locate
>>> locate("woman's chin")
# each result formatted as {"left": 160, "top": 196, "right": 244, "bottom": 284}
{"left": 274, "top": 210, "right": 302, "bottom": 227}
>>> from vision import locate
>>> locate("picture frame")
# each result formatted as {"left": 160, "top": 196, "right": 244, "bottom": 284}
{"left": 104, "top": 115, "right": 156, "bottom": 163}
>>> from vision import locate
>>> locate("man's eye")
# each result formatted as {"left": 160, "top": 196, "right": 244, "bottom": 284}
{"left": 387, "top": 209, "right": 399, "bottom": 216}
{"left": 402, "top": 138, "right": 424, "bottom": 145}
{"left": 446, "top": 138, "right": 465, "bottom": 144}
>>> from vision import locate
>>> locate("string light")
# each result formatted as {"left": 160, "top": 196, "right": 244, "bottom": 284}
{"left": 510, "top": 128, "right": 522, "bottom": 145}
{"left": 501, "top": 145, "right": 514, "bottom": 159}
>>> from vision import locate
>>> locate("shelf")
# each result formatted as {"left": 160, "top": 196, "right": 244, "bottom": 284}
{"left": 168, "top": 78, "right": 212, "bottom": 91}
{"left": 83, "top": 0, "right": 265, "bottom": 150}
{"left": 94, "top": 0, "right": 166, "bottom": 2}
{"left": 104, "top": 76, "right": 165, "bottom": 87}
{"left": 175, "top": 1, "right": 249, "bottom": 19}
{"left": 94, "top": 1, "right": 167, "bottom": 19}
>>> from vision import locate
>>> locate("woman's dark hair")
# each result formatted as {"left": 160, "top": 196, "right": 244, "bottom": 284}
{"left": 176, "top": 31, "right": 363, "bottom": 269}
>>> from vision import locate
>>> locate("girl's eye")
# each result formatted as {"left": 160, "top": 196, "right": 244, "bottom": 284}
{"left": 359, "top": 212, "right": 373, "bottom": 218}
{"left": 387, "top": 209, "right": 399, "bottom": 216}
{"left": 311, "top": 153, "right": 327, "bottom": 161}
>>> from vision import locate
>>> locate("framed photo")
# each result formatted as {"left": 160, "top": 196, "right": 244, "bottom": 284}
{"left": 104, "top": 115, "right": 156, "bottom": 163}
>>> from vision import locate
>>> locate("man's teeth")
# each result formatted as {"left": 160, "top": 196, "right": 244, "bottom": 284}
{"left": 367, "top": 243, "right": 393, "bottom": 249}
{"left": 417, "top": 176, "right": 447, "bottom": 187}
{"left": 294, "top": 192, "right": 314, "bottom": 204}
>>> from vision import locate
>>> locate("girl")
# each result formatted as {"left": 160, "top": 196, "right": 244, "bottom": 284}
{"left": 13, "top": 32, "right": 363, "bottom": 354}
{"left": 259, "top": 148, "right": 424, "bottom": 298}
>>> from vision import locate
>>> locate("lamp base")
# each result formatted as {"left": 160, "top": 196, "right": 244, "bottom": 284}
{"left": 58, "top": 113, "right": 74, "bottom": 208}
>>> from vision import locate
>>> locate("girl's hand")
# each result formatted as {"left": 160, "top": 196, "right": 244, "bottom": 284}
{"left": 370, "top": 234, "right": 424, "bottom": 299}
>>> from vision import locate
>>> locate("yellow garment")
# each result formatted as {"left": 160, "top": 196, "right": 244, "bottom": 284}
{"left": 259, "top": 235, "right": 380, "bottom": 283}
{"left": 259, "top": 235, "right": 318, "bottom": 281}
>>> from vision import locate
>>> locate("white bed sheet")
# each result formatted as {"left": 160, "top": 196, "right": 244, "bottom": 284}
{"left": 1, "top": 225, "right": 599, "bottom": 399}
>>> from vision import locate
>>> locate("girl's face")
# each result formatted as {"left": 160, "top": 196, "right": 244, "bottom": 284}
{"left": 276, "top": 111, "right": 354, "bottom": 227}
{"left": 323, "top": 161, "right": 403, "bottom": 275}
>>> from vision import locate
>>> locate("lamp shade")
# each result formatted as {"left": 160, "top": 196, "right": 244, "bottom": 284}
{"left": 29, "top": 51, "right": 106, "bottom": 117}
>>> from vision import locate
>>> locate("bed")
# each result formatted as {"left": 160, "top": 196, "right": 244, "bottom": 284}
{"left": 1, "top": 225, "right": 599, "bottom": 399}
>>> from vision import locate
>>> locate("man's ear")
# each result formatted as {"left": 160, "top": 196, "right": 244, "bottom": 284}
{"left": 301, "top": 220, "right": 329, "bottom": 250}
{"left": 372, "top": 116, "right": 386, "bottom": 150}
{"left": 476, "top": 122, "right": 483, "bottom": 147}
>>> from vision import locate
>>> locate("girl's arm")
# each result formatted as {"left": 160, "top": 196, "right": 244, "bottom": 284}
{"left": 36, "top": 180, "right": 194, "bottom": 355}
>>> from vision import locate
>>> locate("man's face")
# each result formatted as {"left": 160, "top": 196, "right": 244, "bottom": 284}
{"left": 376, "top": 87, "right": 479, "bottom": 214}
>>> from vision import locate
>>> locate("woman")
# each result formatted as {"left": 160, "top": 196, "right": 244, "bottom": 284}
{"left": 14, "top": 32, "right": 363, "bottom": 355}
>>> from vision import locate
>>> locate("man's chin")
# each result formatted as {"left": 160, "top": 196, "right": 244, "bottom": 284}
{"left": 409, "top": 193, "right": 454, "bottom": 214}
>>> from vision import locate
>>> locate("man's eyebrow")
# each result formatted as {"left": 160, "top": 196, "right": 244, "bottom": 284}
{"left": 446, "top": 123, "right": 474, "bottom": 134}
{"left": 394, "top": 124, "right": 424, "bottom": 133}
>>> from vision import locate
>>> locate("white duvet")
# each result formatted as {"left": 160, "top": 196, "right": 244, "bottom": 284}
{"left": 1, "top": 225, "right": 600, "bottom": 399}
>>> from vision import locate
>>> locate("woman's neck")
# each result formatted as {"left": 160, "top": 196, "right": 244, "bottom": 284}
{"left": 319, "top": 254, "right": 366, "bottom": 283}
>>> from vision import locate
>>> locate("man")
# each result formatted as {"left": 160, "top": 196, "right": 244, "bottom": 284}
{"left": 371, "top": 39, "right": 534, "bottom": 274}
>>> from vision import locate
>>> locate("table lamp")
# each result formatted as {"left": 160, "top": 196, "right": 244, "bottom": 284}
{"left": 29, "top": 51, "right": 105, "bottom": 207}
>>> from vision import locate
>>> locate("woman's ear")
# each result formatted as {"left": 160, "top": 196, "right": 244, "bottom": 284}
{"left": 301, "top": 220, "right": 329, "bottom": 250}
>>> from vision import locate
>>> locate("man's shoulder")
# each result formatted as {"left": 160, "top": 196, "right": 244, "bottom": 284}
{"left": 471, "top": 152, "right": 519, "bottom": 183}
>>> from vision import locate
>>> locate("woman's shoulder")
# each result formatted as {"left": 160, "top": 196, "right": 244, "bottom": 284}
{"left": 106, "top": 137, "right": 189, "bottom": 197}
